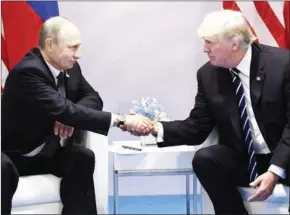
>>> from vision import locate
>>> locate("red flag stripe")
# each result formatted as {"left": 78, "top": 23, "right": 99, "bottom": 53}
{"left": 222, "top": 1, "right": 259, "bottom": 43}
{"left": 284, "top": 1, "right": 290, "bottom": 49}
{"left": 253, "top": 1, "right": 287, "bottom": 48}
{"left": 1, "top": 35, "right": 10, "bottom": 71}
{"left": 1, "top": 1, "right": 43, "bottom": 69}
{"left": 2, "top": 35, "right": 9, "bottom": 92}
{"left": 223, "top": 1, "right": 240, "bottom": 11}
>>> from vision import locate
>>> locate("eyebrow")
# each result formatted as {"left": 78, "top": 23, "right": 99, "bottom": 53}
{"left": 68, "top": 42, "right": 81, "bottom": 47}
{"left": 205, "top": 39, "right": 213, "bottom": 43}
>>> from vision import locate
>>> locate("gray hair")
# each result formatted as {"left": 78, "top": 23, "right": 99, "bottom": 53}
{"left": 38, "top": 16, "right": 75, "bottom": 49}
{"left": 197, "top": 10, "right": 256, "bottom": 49}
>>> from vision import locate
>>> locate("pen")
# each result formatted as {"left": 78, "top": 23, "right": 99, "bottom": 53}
{"left": 122, "top": 145, "right": 142, "bottom": 151}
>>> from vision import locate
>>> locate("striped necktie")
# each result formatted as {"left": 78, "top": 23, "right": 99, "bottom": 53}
{"left": 231, "top": 68, "right": 258, "bottom": 182}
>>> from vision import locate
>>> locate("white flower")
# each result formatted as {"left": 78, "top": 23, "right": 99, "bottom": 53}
{"left": 131, "top": 97, "right": 169, "bottom": 121}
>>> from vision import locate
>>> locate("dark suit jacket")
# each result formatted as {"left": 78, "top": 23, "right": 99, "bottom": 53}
{"left": 158, "top": 43, "right": 290, "bottom": 170}
{"left": 2, "top": 48, "right": 111, "bottom": 155}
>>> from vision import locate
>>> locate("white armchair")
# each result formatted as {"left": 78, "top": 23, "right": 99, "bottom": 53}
{"left": 238, "top": 184, "right": 289, "bottom": 214}
{"left": 201, "top": 184, "right": 289, "bottom": 214}
{"left": 199, "top": 129, "right": 289, "bottom": 214}
{"left": 11, "top": 132, "right": 109, "bottom": 214}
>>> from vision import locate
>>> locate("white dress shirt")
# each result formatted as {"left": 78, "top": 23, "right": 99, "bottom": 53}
{"left": 156, "top": 46, "right": 286, "bottom": 178}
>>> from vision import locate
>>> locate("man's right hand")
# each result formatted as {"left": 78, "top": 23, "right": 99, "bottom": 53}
{"left": 119, "top": 114, "right": 156, "bottom": 136}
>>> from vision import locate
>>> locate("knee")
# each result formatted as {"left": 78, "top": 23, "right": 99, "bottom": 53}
{"left": 1, "top": 153, "right": 19, "bottom": 191}
{"left": 2, "top": 153, "right": 19, "bottom": 178}
{"left": 192, "top": 147, "right": 214, "bottom": 171}
{"left": 72, "top": 148, "right": 95, "bottom": 173}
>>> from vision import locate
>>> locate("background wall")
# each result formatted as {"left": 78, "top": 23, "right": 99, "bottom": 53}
{"left": 58, "top": 2, "right": 222, "bottom": 195}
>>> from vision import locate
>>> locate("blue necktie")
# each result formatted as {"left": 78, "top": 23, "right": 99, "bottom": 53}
{"left": 231, "top": 68, "right": 258, "bottom": 182}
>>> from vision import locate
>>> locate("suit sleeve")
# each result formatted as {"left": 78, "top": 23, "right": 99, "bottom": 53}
{"left": 74, "top": 63, "right": 103, "bottom": 110}
{"left": 158, "top": 69, "right": 215, "bottom": 147}
{"left": 270, "top": 61, "right": 290, "bottom": 169}
{"left": 16, "top": 67, "right": 111, "bottom": 136}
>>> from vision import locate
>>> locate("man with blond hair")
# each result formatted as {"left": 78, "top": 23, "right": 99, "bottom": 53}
{"left": 1, "top": 16, "right": 153, "bottom": 214}
{"left": 140, "top": 9, "right": 290, "bottom": 214}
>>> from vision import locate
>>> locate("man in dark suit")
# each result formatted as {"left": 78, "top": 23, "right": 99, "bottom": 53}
{"left": 1, "top": 16, "right": 154, "bottom": 215}
{"left": 128, "top": 10, "right": 290, "bottom": 214}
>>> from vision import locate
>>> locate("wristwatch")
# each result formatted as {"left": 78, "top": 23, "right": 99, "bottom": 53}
{"left": 116, "top": 114, "right": 126, "bottom": 127}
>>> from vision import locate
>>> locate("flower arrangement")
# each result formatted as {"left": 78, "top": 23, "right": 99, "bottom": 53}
{"left": 131, "top": 97, "right": 169, "bottom": 121}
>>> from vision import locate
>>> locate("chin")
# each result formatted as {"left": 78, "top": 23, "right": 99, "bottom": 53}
{"left": 65, "top": 64, "right": 74, "bottom": 69}
{"left": 209, "top": 60, "right": 217, "bottom": 66}
{"left": 209, "top": 60, "right": 224, "bottom": 68}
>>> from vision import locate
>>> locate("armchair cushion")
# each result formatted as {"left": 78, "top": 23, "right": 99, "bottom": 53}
{"left": 11, "top": 132, "right": 108, "bottom": 214}
{"left": 12, "top": 174, "right": 61, "bottom": 207}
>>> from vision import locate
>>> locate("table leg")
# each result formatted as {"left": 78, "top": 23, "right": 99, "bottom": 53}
{"left": 186, "top": 174, "right": 190, "bottom": 215}
{"left": 192, "top": 173, "right": 198, "bottom": 214}
{"left": 199, "top": 180, "right": 203, "bottom": 214}
{"left": 113, "top": 171, "right": 118, "bottom": 215}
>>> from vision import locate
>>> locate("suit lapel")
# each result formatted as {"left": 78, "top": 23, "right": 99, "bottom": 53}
{"left": 249, "top": 43, "right": 266, "bottom": 106}
{"left": 63, "top": 69, "right": 77, "bottom": 101}
{"left": 249, "top": 43, "right": 268, "bottom": 139}
{"left": 64, "top": 70, "right": 71, "bottom": 99}
{"left": 32, "top": 48, "right": 58, "bottom": 89}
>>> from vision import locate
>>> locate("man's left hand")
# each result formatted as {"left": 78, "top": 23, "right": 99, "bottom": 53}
{"left": 247, "top": 171, "right": 279, "bottom": 202}
{"left": 54, "top": 121, "right": 74, "bottom": 139}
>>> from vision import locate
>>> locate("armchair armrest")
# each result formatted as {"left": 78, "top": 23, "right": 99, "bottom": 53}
{"left": 84, "top": 132, "right": 109, "bottom": 214}
{"left": 65, "top": 130, "right": 109, "bottom": 214}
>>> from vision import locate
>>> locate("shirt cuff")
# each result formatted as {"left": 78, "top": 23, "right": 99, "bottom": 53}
{"left": 156, "top": 122, "right": 164, "bottom": 142}
{"left": 268, "top": 164, "right": 286, "bottom": 179}
{"left": 110, "top": 113, "right": 117, "bottom": 128}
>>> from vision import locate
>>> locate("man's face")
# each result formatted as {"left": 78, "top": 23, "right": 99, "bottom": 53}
{"left": 203, "top": 37, "right": 234, "bottom": 68}
{"left": 49, "top": 24, "right": 81, "bottom": 70}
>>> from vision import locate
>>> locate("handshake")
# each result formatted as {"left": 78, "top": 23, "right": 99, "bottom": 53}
{"left": 114, "top": 113, "right": 158, "bottom": 137}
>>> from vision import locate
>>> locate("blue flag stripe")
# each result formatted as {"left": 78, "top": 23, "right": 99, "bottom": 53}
{"left": 26, "top": 1, "right": 59, "bottom": 22}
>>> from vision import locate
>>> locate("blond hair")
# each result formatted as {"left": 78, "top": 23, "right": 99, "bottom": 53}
{"left": 197, "top": 10, "right": 256, "bottom": 48}
{"left": 38, "top": 16, "right": 76, "bottom": 49}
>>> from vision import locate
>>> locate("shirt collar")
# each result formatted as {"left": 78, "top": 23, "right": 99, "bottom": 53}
{"left": 234, "top": 45, "right": 252, "bottom": 77}
{"left": 45, "top": 60, "right": 62, "bottom": 81}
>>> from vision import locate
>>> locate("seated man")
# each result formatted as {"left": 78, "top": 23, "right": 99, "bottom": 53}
{"left": 126, "top": 10, "right": 290, "bottom": 214}
{"left": 1, "top": 16, "right": 154, "bottom": 215}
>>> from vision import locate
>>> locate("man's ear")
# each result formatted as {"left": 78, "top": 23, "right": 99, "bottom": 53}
{"left": 45, "top": 38, "right": 53, "bottom": 52}
{"left": 232, "top": 38, "right": 240, "bottom": 51}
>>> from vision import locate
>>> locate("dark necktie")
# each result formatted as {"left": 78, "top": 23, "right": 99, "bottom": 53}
{"left": 38, "top": 72, "right": 66, "bottom": 157}
{"left": 57, "top": 72, "right": 66, "bottom": 98}
{"left": 231, "top": 68, "right": 258, "bottom": 182}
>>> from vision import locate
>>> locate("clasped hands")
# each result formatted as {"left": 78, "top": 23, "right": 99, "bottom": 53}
{"left": 119, "top": 113, "right": 157, "bottom": 136}
{"left": 53, "top": 113, "right": 157, "bottom": 139}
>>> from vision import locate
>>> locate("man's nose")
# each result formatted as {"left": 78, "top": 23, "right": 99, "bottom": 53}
{"left": 203, "top": 43, "right": 209, "bottom": 53}
{"left": 74, "top": 48, "right": 81, "bottom": 59}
